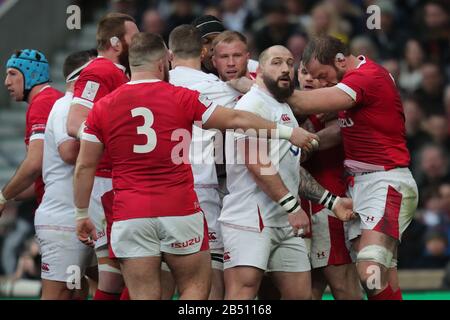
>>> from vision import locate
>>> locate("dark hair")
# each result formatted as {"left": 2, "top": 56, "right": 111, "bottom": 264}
{"left": 129, "top": 32, "right": 166, "bottom": 67}
{"left": 169, "top": 25, "right": 203, "bottom": 59}
{"left": 97, "top": 13, "right": 136, "bottom": 51}
{"left": 63, "top": 49, "right": 97, "bottom": 79}
{"left": 302, "top": 36, "right": 350, "bottom": 67}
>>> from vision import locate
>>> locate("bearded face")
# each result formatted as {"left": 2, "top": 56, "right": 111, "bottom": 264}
{"left": 263, "top": 71, "right": 295, "bottom": 102}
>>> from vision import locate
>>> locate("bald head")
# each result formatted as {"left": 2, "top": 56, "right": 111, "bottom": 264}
{"left": 129, "top": 32, "right": 167, "bottom": 69}
{"left": 259, "top": 45, "right": 293, "bottom": 68}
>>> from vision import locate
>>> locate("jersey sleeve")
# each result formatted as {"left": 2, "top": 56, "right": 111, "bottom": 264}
{"left": 335, "top": 70, "right": 367, "bottom": 105}
{"left": 27, "top": 100, "right": 49, "bottom": 142}
{"left": 72, "top": 72, "right": 111, "bottom": 109}
{"left": 177, "top": 87, "right": 218, "bottom": 124}
{"left": 53, "top": 107, "right": 75, "bottom": 147}
{"left": 82, "top": 99, "right": 105, "bottom": 144}
{"left": 233, "top": 93, "right": 272, "bottom": 141}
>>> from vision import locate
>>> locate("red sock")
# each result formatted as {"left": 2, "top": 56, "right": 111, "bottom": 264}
{"left": 120, "top": 287, "right": 130, "bottom": 300}
{"left": 392, "top": 288, "right": 403, "bottom": 300}
{"left": 93, "top": 289, "right": 121, "bottom": 300}
{"left": 368, "top": 284, "right": 395, "bottom": 300}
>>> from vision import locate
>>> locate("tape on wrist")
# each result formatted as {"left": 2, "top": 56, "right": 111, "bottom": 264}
{"left": 279, "top": 193, "right": 301, "bottom": 214}
{"left": 319, "top": 190, "right": 340, "bottom": 211}
{"left": 0, "top": 191, "right": 7, "bottom": 205}
{"left": 75, "top": 207, "right": 89, "bottom": 221}
{"left": 277, "top": 124, "right": 293, "bottom": 140}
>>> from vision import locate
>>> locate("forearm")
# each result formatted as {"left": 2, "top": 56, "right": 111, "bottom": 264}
{"left": 1, "top": 160, "right": 41, "bottom": 200}
{"left": 317, "top": 122, "right": 342, "bottom": 151}
{"left": 247, "top": 163, "right": 290, "bottom": 202}
{"left": 298, "top": 166, "right": 326, "bottom": 203}
{"left": 288, "top": 88, "right": 354, "bottom": 116}
{"left": 73, "top": 164, "right": 96, "bottom": 209}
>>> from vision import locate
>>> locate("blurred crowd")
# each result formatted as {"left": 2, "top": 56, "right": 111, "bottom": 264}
{"left": 1, "top": 0, "right": 449, "bottom": 282}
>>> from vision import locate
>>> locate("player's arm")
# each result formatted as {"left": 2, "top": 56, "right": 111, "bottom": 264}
{"left": 242, "top": 137, "right": 310, "bottom": 236}
{"left": 58, "top": 140, "right": 80, "bottom": 165}
{"left": 68, "top": 75, "right": 105, "bottom": 138}
{"left": 203, "top": 106, "right": 319, "bottom": 152}
{"left": 299, "top": 166, "right": 354, "bottom": 221}
{"left": 0, "top": 140, "right": 43, "bottom": 216}
{"left": 317, "top": 120, "right": 341, "bottom": 151}
{"left": 73, "top": 140, "right": 103, "bottom": 210}
{"left": 287, "top": 87, "right": 355, "bottom": 116}
{"left": 73, "top": 139, "right": 103, "bottom": 246}
{"left": 67, "top": 104, "right": 90, "bottom": 138}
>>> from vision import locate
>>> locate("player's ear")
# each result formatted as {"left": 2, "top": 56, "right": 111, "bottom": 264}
{"left": 334, "top": 52, "right": 346, "bottom": 68}
{"left": 200, "top": 47, "right": 208, "bottom": 61}
{"left": 168, "top": 50, "right": 174, "bottom": 63}
{"left": 110, "top": 36, "right": 121, "bottom": 52}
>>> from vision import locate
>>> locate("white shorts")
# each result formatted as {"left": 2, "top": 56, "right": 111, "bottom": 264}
{"left": 110, "top": 211, "right": 209, "bottom": 258}
{"left": 195, "top": 187, "right": 223, "bottom": 251}
{"left": 36, "top": 228, "right": 96, "bottom": 282}
{"left": 310, "top": 208, "right": 352, "bottom": 269}
{"left": 221, "top": 224, "right": 310, "bottom": 272}
{"left": 346, "top": 168, "right": 418, "bottom": 242}
{"left": 89, "top": 177, "right": 112, "bottom": 249}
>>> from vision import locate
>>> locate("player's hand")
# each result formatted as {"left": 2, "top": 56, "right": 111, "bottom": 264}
{"left": 227, "top": 77, "right": 255, "bottom": 94}
{"left": 290, "top": 127, "right": 319, "bottom": 152}
{"left": 76, "top": 218, "right": 97, "bottom": 247}
{"left": 332, "top": 197, "right": 357, "bottom": 222}
{"left": 288, "top": 209, "right": 310, "bottom": 237}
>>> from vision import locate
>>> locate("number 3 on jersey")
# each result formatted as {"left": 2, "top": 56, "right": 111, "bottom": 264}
{"left": 131, "top": 107, "right": 157, "bottom": 154}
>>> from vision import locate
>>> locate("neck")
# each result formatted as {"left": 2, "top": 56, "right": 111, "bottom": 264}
{"left": 98, "top": 49, "right": 120, "bottom": 65}
{"left": 346, "top": 55, "right": 363, "bottom": 71}
{"left": 255, "top": 76, "right": 266, "bottom": 91}
{"left": 172, "top": 57, "right": 201, "bottom": 71}
{"left": 66, "top": 82, "right": 75, "bottom": 93}
{"left": 130, "top": 71, "right": 162, "bottom": 82}
{"left": 27, "top": 83, "right": 48, "bottom": 103}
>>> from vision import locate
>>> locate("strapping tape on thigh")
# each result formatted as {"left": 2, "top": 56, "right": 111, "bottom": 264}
{"left": 98, "top": 264, "right": 122, "bottom": 274}
{"left": 356, "top": 245, "right": 393, "bottom": 269}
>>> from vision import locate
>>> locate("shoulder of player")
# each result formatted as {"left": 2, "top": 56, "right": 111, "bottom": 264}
{"left": 29, "top": 88, "right": 62, "bottom": 110}
{"left": 79, "top": 58, "right": 124, "bottom": 80}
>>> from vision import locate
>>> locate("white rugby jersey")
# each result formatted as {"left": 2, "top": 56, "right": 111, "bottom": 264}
{"left": 169, "top": 66, "right": 241, "bottom": 187}
{"left": 35, "top": 92, "right": 77, "bottom": 228}
{"left": 219, "top": 85, "right": 301, "bottom": 229}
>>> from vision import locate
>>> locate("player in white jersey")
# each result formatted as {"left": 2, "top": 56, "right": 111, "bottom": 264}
{"left": 219, "top": 46, "right": 312, "bottom": 299}
{"left": 168, "top": 25, "right": 241, "bottom": 300}
{"left": 35, "top": 50, "right": 97, "bottom": 299}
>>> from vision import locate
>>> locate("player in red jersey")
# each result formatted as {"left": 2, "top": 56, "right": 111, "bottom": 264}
{"left": 66, "top": 13, "right": 139, "bottom": 300}
{"left": 287, "top": 36, "right": 419, "bottom": 300}
{"left": 298, "top": 61, "right": 362, "bottom": 300}
{"left": 73, "top": 32, "right": 319, "bottom": 300}
{"left": 0, "top": 49, "right": 63, "bottom": 215}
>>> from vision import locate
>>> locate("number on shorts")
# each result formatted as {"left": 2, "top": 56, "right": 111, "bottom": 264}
{"left": 131, "top": 107, "right": 157, "bottom": 154}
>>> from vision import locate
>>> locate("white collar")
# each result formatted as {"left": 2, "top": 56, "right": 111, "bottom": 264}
{"left": 97, "top": 56, "right": 127, "bottom": 73}
{"left": 127, "top": 79, "right": 161, "bottom": 85}
{"left": 39, "top": 85, "right": 51, "bottom": 93}
{"left": 172, "top": 66, "right": 218, "bottom": 80}
{"left": 356, "top": 55, "right": 366, "bottom": 69}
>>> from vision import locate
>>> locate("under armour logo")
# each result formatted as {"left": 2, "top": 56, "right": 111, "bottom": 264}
{"left": 317, "top": 251, "right": 326, "bottom": 259}
{"left": 366, "top": 216, "right": 375, "bottom": 222}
